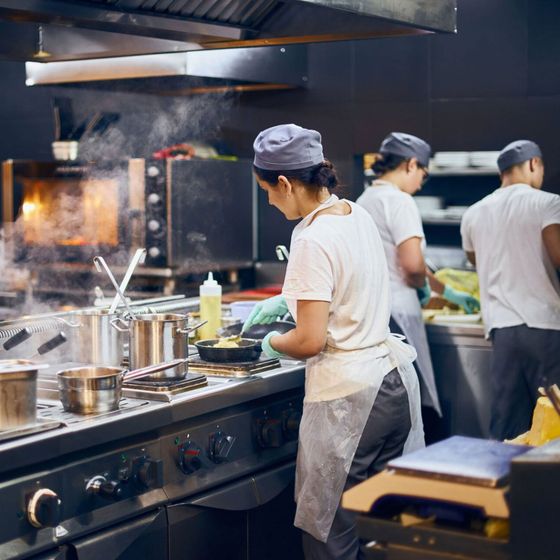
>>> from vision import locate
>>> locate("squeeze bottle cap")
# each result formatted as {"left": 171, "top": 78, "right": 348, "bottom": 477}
{"left": 200, "top": 272, "right": 221, "bottom": 297}
{"left": 203, "top": 272, "right": 218, "bottom": 286}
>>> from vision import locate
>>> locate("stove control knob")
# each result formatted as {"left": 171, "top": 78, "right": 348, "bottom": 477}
{"left": 148, "top": 246, "right": 161, "bottom": 258}
{"left": 85, "top": 475, "right": 123, "bottom": 500}
{"left": 147, "top": 166, "right": 160, "bottom": 177}
{"left": 148, "top": 219, "right": 161, "bottom": 232}
{"left": 179, "top": 442, "right": 202, "bottom": 474}
{"left": 27, "top": 488, "right": 62, "bottom": 528}
{"left": 257, "top": 418, "right": 283, "bottom": 448}
{"left": 208, "top": 431, "right": 236, "bottom": 463}
{"left": 283, "top": 409, "right": 302, "bottom": 440}
{"left": 134, "top": 458, "right": 163, "bottom": 489}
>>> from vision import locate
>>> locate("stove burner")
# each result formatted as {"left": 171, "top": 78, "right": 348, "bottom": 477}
{"left": 122, "top": 372, "right": 208, "bottom": 402}
{"left": 188, "top": 356, "right": 281, "bottom": 377}
{"left": 124, "top": 372, "right": 208, "bottom": 392}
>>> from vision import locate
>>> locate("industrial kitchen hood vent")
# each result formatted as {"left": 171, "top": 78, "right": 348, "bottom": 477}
{"left": 0, "top": 1, "right": 457, "bottom": 62}
{"left": 1, "top": 0, "right": 456, "bottom": 92}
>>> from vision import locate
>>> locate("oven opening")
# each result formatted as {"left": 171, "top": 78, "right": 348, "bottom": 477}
{"left": 21, "top": 177, "right": 120, "bottom": 247}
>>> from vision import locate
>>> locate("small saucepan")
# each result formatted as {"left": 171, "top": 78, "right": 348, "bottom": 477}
{"left": 57, "top": 359, "right": 185, "bottom": 414}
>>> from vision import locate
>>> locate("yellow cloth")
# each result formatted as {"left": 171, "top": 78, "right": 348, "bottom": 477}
{"left": 434, "top": 268, "right": 480, "bottom": 300}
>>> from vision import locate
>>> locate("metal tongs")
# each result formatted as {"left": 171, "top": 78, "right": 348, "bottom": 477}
{"left": 108, "top": 248, "right": 147, "bottom": 315}
{"left": 539, "top": 383, "right": 560, "bottom": 418}
{"left": 93, "top": 256, "right": 136, "bottom": 318}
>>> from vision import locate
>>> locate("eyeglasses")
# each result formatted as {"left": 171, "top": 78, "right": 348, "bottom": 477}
{"left": 419, "top": 165, "right": 430, "bottom": 185}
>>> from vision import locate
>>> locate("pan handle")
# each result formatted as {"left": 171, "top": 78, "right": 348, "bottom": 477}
{"left": 176, "top": 320, "right": 208, "bottom": 336}
{"left": 123, "top": 359, "right": 186, "bottom": 382}
{"left": 110, "top": 317, "right": 130, "bottom": 333}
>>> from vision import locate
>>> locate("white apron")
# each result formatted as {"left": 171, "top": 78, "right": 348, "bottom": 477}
{"left": 371, "top": 180, "right": 442, "bottom": 416}
{"left": 391, "top": 288, "right": 442, "bottom": 416}
{"left": 284, "top": 196, "right": 425, "bottom": 542}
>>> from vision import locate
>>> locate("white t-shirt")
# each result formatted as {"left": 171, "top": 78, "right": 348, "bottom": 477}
{"left": 461, "top": 183, "right": 560, "bottom": 335}
{"left": 282, "top": 199, "right": 391, "bottom": 350}
{"left": 356, "top": 181, "right": 425, "bottom": 297}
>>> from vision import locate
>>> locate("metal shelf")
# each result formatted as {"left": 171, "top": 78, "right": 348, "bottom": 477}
{"left": 422, "top": 218, "right": 462, "bottom": 225}
{"left": 429, "top": 167, "right": 498, "bottom": 176}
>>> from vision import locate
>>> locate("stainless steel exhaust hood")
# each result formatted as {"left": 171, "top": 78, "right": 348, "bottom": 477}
{"left": 4, "top": 0, "right": 456, "bottom": 92}
{"left": 0, "top": 1, "right": 457, "bottom": 60}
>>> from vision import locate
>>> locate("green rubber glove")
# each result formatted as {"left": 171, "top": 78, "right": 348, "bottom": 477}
{"left": 261, "top": 331, "right": 285, "bottom": 358}
{"left": 242, "top": 295, "right": 288, "bottom": 333}
{"left": 443, "top": 285, "right": 481, "bottom": 314}
{"left": 416, "top": 279, "right": 431, "bottom": 307}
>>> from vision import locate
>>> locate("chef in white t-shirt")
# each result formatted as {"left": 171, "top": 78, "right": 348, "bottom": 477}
{"left": 242, "top": 124, "right": 424, "bottom": 559}
{"left": 357, "top": 132, "right": 480, "bottom": 429}
{"left": 461, "top": 139, "right": 560, "bottom": 440}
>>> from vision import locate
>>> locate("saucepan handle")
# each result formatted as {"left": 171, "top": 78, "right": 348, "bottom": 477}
{"left": 123, "top": 358, "right": 187, "bottom": 382}
{"left": 3, "top": 328, "right": 32, "bottom": 351}
{"left": 176, "top": 320, "right": 208, "bottom": 336}
{"left": 56, "top": 317, "right": 81, "bottom": 328}
{"left": 110, "top": 317, "right": 130, "bottom": 333}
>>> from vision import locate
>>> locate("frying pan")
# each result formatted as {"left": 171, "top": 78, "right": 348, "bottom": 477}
{"left": 196, "top": 321, "right": 295, "bottom": 363}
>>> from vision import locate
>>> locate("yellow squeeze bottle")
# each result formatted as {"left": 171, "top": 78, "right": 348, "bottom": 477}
{"left": 199, "top": 272, "right": 222, "bottom": 340}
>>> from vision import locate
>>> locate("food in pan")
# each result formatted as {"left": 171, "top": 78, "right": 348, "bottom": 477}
{"left": 212, "top": 336, "right": 241, "bottom": 349}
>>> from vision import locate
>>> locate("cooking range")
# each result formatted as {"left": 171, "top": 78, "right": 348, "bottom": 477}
{"left": 0, "top": 349, "right": 305, "bottom": 560}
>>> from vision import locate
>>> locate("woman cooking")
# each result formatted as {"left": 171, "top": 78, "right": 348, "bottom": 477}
{"left": 242, "top": 124, "right": 424, "bottom": 559}
{"left": 356, "top": 132, "right": 480, "bottom": 424}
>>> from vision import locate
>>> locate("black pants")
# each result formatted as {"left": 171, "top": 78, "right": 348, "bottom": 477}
{"left": 490, "top": 324, "right": 560, "bottom": 440}
{"left": 301, "top": 368, "right": 412, "bottom": 560}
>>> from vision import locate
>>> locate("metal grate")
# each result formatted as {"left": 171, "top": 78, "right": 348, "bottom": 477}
{"left": 87, "top": 0, "right": 281, "bottom": 28}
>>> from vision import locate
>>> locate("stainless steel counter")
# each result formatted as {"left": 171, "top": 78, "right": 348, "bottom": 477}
{"left": 0, "top": 361, "right": 305, "bottom": 475}
{"left": 425, "top": 321, "right": 493, "bottom": 439}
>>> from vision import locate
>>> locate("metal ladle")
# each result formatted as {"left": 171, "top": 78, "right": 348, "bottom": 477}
{"left": 93, "top": 256, "right": 135, "bottom": 318}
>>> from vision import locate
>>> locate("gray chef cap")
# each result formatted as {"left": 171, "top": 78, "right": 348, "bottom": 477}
{"left": 497, "top": 140, "right": 542, "bottom": 173}
{"left": 379, "top": 132, "right": 431, "bottom": 168}
{"left": 253, "top": 124, "right": 324, "bottom": 171}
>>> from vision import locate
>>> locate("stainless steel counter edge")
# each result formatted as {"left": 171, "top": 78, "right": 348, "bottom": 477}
{"left": 0, "top": 362, "right": 305, "bottom": 476}
{"left": 425, "top": 321, "right": 491, "bottom": 348}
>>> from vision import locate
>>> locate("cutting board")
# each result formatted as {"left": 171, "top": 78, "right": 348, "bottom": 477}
{"left": 388, "top": 436, "right": 532, "bottom": 488}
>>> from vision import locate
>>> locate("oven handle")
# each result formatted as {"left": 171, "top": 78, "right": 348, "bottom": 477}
{"left": 176, "top": 460, "right": 296, "bottom": 511}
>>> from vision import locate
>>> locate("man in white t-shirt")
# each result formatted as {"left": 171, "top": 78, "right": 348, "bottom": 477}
{"left": 461, "top": 140, "right": 560, "bottom": 440}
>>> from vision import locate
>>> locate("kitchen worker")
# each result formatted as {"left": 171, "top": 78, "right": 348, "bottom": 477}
{"left": 461, "top": 140, "right": 560, "bottom": 440}
{"left": 243, "top": 124, "right": 424, "bottom": 559}
{"left": 356, "top": 132, "right": 480, "bottom": 426}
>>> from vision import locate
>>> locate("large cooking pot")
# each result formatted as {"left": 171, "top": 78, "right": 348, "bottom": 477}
{"left": 70, "top": 310, "right": 126, "bottom": 367}
{"left": 0, "top": 359, "right": 48, "bottom": 429}
{"left": 112, "top": 314, "right": 205, "bottom": 380}
{"left": 57, "top": 359, "right": 185, "bottom": 414}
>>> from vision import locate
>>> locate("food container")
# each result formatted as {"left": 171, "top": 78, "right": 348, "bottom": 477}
{"left": 51, "top": 140, "right": 79, "bottom": 161}
{"left": 229, "top": 301, "right": 259, "bottom": 323}
{"left": 0, "top": 360, "right": 48, "bottom": 429}
{"left": 57, "top": 359, "right": 185, "bottom": 414}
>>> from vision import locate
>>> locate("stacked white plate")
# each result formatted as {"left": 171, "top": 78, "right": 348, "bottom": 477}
{"left": 469, "top": 151, "right": 500, "bottom": 168}
{"left": 433, "top": 152, "right": 470, "bottom": 168}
